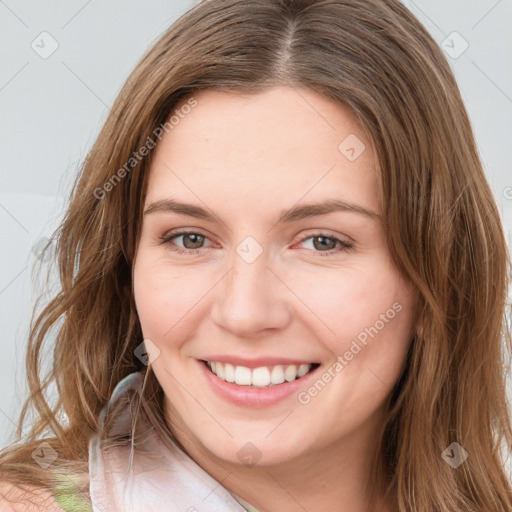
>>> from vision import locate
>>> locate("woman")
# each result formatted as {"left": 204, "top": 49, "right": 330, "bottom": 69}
{"left": 1, "top": 0, "right": 511, "bottom": 510}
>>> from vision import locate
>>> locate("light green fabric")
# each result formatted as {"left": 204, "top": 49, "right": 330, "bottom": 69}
{"left": 52, "top": 473, "right": 93, "bottom": 512}
{"left": 52, "top": 472, "right": 259, "bottom": 512}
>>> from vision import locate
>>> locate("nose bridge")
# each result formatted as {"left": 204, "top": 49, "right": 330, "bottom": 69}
{"left": 211, "top": 236, "right": 291, "bottom": 335}
{"left": 227, "top": 241, "right": 273, "bottom": 311}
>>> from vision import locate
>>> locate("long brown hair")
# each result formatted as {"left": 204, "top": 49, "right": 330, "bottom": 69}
{"left": 1, "top": 0, "right": 511, "bottom": 510}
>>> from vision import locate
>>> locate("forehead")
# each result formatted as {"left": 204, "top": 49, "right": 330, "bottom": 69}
{"left": 145, "top": 86, "right": 380, "bottom": 218}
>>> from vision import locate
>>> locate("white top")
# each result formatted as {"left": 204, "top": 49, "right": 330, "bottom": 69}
{"left": 88, "top": 371, "right": 258, "bottom": 512}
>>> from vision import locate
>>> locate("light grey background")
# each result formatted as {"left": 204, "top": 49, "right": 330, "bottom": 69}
{"left": 1, "top": 0, "right": 511, "bottom": 477}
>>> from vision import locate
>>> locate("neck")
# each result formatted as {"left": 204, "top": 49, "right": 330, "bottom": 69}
{"left": 224, "top": 445, "right": 394, "bottom": 512}
{"left": 168, "top": 405, "right": 396, "bottom": 512}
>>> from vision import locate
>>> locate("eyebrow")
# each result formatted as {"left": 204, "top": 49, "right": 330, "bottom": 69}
{"left": 143, "top": 198, "right": 380, "bottom": 222}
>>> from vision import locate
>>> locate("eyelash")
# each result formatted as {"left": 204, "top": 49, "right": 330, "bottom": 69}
{"left": 158, "top": 230, "right": 354, "bottom": 257}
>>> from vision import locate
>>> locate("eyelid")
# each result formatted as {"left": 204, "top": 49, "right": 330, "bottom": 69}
{"left": 159, "top": 228, "right": 215, "bottom": 248}
{"left": 159, "top": 228, "right": 354, "bottom": 255}
{"left": 293, "top": 232, "right": 354, "bottom": 254}
{"left": 295, "top": 228, "right": 353, "bottom": 245}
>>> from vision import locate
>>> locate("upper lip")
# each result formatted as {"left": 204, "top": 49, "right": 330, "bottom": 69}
{"left": 199, "top": 356, "right": 319, "bottom": 368}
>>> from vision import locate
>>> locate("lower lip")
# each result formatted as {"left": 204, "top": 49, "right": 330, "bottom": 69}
{"left": 197, "top": 360, "right": 320, "bottom": 408}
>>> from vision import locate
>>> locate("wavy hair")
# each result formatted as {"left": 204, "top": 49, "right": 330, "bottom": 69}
{"left": 1, "top": 0, "right": 511, "bottom": 510}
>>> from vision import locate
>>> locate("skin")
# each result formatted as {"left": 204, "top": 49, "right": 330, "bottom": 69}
{"left": 133, "top": 86, "right": 417, "bottom": 512}
{"left": 0, "top": 482, "right": 63, "bottom": 511}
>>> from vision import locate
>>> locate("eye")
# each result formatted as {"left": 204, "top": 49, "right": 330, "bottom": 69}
{"left": 295, "top": 233, "right": 354, "bottom": 256}
{"left": 159, "top": 230, "right": 212, "bottom": 254}
{"left": 159, "top": 230, "right": 354, "bottom": 257}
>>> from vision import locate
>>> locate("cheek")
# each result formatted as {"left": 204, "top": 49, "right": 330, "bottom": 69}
{"left": 133, "top": 246, "right": 416, "bottom": 365}
{"left": 133, "top": 254, "right": 211, "bottom": 341}
{"left": 288, "top": 262, "right": 410, "bottom": 349}
{"left": 133, "top": 253, "right": 186, "bottom": 340}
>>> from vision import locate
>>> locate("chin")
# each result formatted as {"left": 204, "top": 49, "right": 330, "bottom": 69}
{"left": 195, "top": 431, "right": 307, "bottom": 468}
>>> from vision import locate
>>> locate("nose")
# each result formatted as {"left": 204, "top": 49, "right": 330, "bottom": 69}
{"left": 210, "top": 247, "right": 292, "bottom": 338}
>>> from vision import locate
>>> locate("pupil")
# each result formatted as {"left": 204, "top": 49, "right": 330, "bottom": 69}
{"left": 313, "top": 236, "right": 335, "bottom": 251}
{"left": 184, "top": 234, "right": 203, "bottom": 249}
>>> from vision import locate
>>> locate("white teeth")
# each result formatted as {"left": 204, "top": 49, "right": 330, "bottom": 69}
{"left": 270, "top": 365, "right": 285, "bottom": 384}
{"left": 216, "top": 362, "right": 225, "bottom": 380}
{"left": 234, "top": 366, "right": 252, "bottom": 385}
{"left": 284, "top": 365, "right": 297, "bottom": 382}
{"left": 297, "top": 364, "right": 310, "bottom": 378}
{"left": 252, "top": 367, "right": 271, "bottom": 387}
{"left": 206, "top": 361, "right": 314, "bottom": 387}
{"left": 224, "top": 363, "right": 235, "bottom": 383}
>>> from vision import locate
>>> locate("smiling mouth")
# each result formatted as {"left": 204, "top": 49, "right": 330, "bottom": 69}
{"left": 202, "top": 360, "right": 320, "bottom": 388}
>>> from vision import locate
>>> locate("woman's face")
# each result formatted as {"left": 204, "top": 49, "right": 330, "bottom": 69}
{"left": 133, "top": 86, "right": 417, "bottom": 466}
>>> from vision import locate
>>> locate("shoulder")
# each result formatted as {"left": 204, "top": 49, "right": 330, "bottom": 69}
{"left": 0, "top": 481, "right": 65, "bottom": 511}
